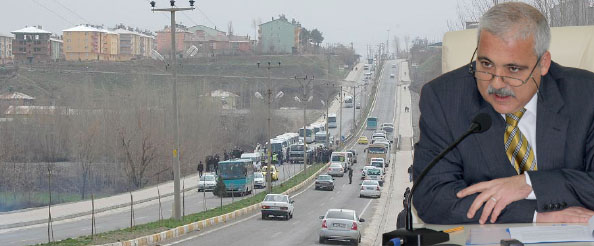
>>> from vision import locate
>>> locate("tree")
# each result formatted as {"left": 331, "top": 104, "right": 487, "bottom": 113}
{"left": 310, "top": 29, "right": 324, "bottom": 47}
{"left": 74, "top": 119, "right": 100, "bottom": 199}
{"left": 212, "top": 177, "right": 226, "bottom": 197}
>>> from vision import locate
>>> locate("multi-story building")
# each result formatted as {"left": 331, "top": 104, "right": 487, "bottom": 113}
{"left": 0, "top": 33, "right": 13, "bottom": 64}
{"left": 258, "top": 18, "right": 301, "bottom": 54}
{"left": 156, "top": 25, "right": 191, "bottom": 57}
{"left": 63, "top": 25, "right": 119, "bottom": 61}
{"left": 50, "top": 36, "right": 63, "bottom": 61}
{"left": 139, "top": 34, "right": 155, "bottom": 58}
{"left": 11, "top": 26, "right": 53, "bottom": 64}
{"left": 185, "top": 25, "right": 229, "bottom": 55}
{"left": 114, "top": 28, "right": 155, "bottom": 61}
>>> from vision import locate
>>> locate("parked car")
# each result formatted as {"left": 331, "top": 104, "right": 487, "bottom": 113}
{"left": 357, "top": 136, "right": 369, "bottom": 145}
{"left": 315, "top": 174, "right": 335, "bottom": 191}
{"left": 254, "top": 172, "right": 266, "bottom": 189}
{"left": 360, "top": 180, "right": 381, "bottom": 198}
{"left": 356, "top": 102, "right": 361, "bottom": 109}
{"left": 198, "top": 173, "right": 217, "bottom": 192}
{"left": 327, "top": 163, "right": 345, "bottom": 177}
{"left": 319, "top": 209, "right": 364, "bottom": 245}
{"left": 261, "top": 194, "right": 294, "bottom": 220}
{"left": 261, "top": 165, "right": 279, "bottom": 181}
{"left": 390, "top": 73, "right": 395, "bottom": 78}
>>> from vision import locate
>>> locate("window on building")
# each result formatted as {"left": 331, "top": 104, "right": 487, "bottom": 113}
{"left": 34, "top": 48, "right": 40, "bottom": 52}
{"left": 35, "top": 35, "right": 39, "bottom": 40}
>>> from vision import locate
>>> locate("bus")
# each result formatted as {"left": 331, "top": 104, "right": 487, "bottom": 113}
{"left": 218, "top": 159, "right": 254, "bottom": 196}
{"left": 327, "top": 113, "right": 337, "bottom": 128}
{"left": 344, "top": 96, "right": 353, "bottom": 108}
{"left": 366, "top": 117, "right": 378, "bottom": 130}
{"left": 299, "top": 127, "right": 315, "bottom": 143}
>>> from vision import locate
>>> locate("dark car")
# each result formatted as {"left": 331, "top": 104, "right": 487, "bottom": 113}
{"left": 315, "top": 174, "right": 335, "bottom": 191}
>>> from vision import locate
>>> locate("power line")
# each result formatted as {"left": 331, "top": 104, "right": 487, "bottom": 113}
{"left": 182, "top": 12, "right": 199, "bottom": 26}
{"left": 195, "top": 6, "right": 218, "bottom": 28}
{"left": 51, "top": 0, "right": 91, "bottom": 24}
{"left": 30, "top": 0, "right": 76, "bottom": 26}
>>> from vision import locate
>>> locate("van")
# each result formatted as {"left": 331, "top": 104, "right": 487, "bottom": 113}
{"left": 330, "top": 152, "right": 349, "bottom": 172}
{"left": 241, "top": 152, "right": 262, "bottom": 170}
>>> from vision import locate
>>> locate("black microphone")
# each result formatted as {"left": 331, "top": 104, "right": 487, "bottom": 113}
{"left": 383, "top": 113, "right": 492, "bottom": 246}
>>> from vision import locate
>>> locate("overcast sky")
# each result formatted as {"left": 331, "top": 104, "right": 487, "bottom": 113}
{"left": 0, "top": 0, "right": 460, "bottom": 54}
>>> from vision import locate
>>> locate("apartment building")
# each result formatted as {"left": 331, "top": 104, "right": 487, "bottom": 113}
{"left": 63, "top": 25, "right": 119, "bottom": 61}
{"left": 0, "top": 33, "right": 13, "bottom": 64}
{"left": 11, "top": 26, "right": 53, "bottom": 63}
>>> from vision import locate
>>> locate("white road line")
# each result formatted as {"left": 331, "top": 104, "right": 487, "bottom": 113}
{"left": 272, "top": 231, "right": 282, "bottom": 238}
{"left": 360, "top": 199, "right": 373, "bottom": 218}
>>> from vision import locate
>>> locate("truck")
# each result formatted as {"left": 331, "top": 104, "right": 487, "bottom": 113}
{"left": 365, "top": 143, "right": 389, "bottom": 166}
{"left": 288, "top": 143, "right": 313, "bottom": 163}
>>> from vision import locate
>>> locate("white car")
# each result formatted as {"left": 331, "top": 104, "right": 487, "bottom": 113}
{"left": 370, "top": 158, "right": 386, "bottom": 170}
{"left": 254, "top": 172, "right": 266, "bottom": 189}
{"left": 361, "top": 166, "right": 376, "bottom": 180}
{"left": 364, "top": 167, "right": 384, "bottom": 186}
{"left": 198, "top": 173, "right": 217, "bottom": 192}
{"left": 328, "top": 163, "right": 345, "bottom": 177}
{"left": 261, "top": 194, "right": 294, "bottom": 220}
{"left": 360, "top": 180, "right": 381, "bottom": 198}
{"left": 319, "top": 209, "right": 365, "bottom": 245}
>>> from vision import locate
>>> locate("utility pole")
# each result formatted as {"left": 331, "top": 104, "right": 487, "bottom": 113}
{"left": 150, "top": 0, "right": 195, "bottom": 221}
{"left": 256, "top": 62, "right": 282, "bottom": 193}
{"left": 353, "top": 86, "right": 356, "bottom": 132}
{"left": 339, "top": 86, "right": 343, "bottom": 148}
{"left": 294, "top": 76, "right": 315, "bottom": 174}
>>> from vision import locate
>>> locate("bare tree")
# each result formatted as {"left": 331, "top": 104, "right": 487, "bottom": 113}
{"left": 74, "top": 118, "right": 100, "bottom": 199}
{"left": 118, "top": 121, "right": 158, "bottom": 189}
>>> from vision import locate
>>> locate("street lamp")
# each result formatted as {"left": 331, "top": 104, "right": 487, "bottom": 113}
{"left": 294, "top": 76, "right": 315, "bottom": 174}
{"left": 256, "top": 62, "right": 282, "bottom": 193}
{"left": 149, "top": 0, "right": 195, "bottom": 221}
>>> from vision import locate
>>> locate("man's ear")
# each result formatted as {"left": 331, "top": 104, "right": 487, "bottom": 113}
{"left": 540, "top": 51, "right": 552, "bottom": 76}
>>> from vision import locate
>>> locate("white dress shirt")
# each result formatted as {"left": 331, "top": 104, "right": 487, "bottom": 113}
{"left": 500, "top": 93, "right": 538, "bottom": 221}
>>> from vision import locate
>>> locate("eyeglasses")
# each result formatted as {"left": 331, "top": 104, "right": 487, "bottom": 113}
{"left": 468, "top": 48, "right": 541, "bottom": 87}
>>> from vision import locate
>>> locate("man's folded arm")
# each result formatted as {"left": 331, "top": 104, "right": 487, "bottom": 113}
{"left": 413, "top": 145, "right": 537, "bottom": 224}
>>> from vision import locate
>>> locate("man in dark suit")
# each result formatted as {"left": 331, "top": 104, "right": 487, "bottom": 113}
{"left": 413, "top": 2, "right": 594, "bottom": 224}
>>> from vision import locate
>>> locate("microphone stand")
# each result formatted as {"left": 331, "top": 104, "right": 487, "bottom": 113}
{"left": 383, "top": 123, "right": 481, "bottom": 246}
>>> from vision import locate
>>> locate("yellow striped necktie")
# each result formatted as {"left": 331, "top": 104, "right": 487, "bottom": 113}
{"left": 504, "top": 109, "right": 537, "bottom": 174}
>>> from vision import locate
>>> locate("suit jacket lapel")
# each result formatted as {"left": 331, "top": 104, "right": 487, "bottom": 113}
{"left": 536, "top": 73, "right": 568, "bottom": 171}
{"left": 467, "top": 81, "right": 518, "bottom": 177}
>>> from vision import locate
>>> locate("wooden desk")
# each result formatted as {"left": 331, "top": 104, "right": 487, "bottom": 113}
{"left": 415, "top": 223, "right": 594, "bottom": 245}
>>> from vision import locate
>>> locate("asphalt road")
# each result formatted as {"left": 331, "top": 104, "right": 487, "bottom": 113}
{"left": 158, "top": 61, "right": 399, "bottom": 246}
{"left": 0, "top": 164, "right": 304, "bottom": 246}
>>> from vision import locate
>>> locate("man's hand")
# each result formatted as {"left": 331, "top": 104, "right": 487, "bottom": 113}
{"left": 456, "top": 174, "right": 532, "bottom": 224}
{"left": 536, "top": 207, "right": 594, "bottom": 223}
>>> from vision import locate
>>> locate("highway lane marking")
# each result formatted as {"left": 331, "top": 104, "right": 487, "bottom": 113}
{"left": 360, "top": 199, "right": 373, "bottom": 218}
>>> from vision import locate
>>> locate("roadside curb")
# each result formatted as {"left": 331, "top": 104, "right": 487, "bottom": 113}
{"left": 95, "top": 163, "right": 330, "bottom": 246}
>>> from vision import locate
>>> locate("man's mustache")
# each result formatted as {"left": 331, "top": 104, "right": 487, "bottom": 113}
{"left": 488, "top": 85, "right": 516, "bottom": 97}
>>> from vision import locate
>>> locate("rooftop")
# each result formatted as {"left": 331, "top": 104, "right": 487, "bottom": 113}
{"left": 0, "top": 92, "right": 35, "bottom": 100}
{"left": 11, "top": 26, "right": 52, "bottom": 34}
